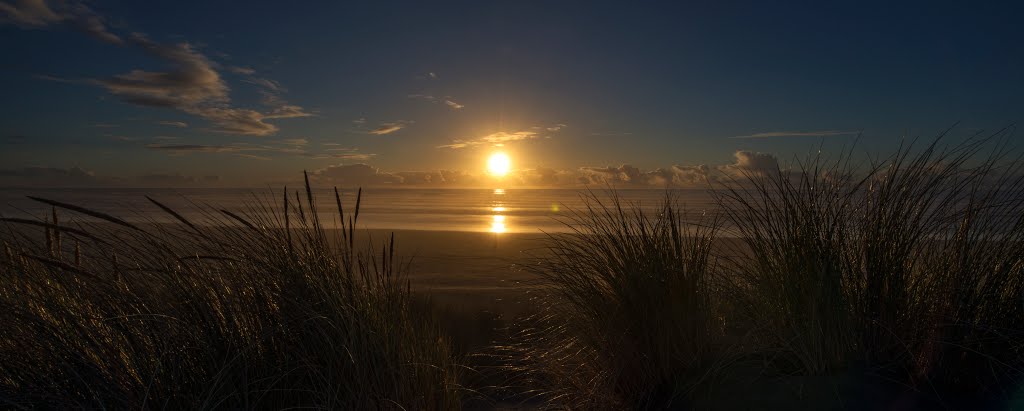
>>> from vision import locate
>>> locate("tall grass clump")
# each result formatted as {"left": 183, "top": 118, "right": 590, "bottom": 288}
{"left": 716, "top": 132, "right": 1024, "bottom": 406}
{"left": 0, "top": 173, "right": 461, "bottom": 409}
{"left": 503, "top": 192, "right": 723, "bottom": 409}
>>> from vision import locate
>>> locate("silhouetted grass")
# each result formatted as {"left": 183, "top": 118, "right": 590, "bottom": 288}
{"left": 716, "top": 132, "right": 1024, "bottom": 407}
{"left": 0, "top": 174, "right": 461, "bottom": 409}
{"left": 500, "top": 192, "right": 727, "bottom": 409}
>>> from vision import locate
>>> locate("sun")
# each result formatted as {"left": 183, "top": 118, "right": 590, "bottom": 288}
{"left": 487, "top": 152, "right": 511, "bottom": 177}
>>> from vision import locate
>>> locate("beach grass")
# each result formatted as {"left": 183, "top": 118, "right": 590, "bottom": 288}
{"left": 496, "top": 191, "right": 727, "bottom": 409}
{"left": 715, "top": 133, "right": 1024, "bottom": 406}
{"left": 0, "top": 174, "right": 462, "bottom": 409}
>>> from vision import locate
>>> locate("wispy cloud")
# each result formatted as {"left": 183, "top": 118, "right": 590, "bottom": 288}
{"left": 408, "top": 94, "right": 465, "bottom": 110}
{"left": 730, "top": 130, "right": 860, "bottom": 139}
{"left": 157, "top": 120, "right": 188, "bottom": 128}
{"left": 146, "top": 141, "right": 375, "bottom": 161}
{"left": 368, "top": 122, "right": 408, "bottom": 135}
{"left": 90, "top": 33, "right": 293, "bottom": 136}
{"left": 278, "top": 138, "right": 307, "bottom": 146}
{"left": 7, "top": 4, "right": 312, "bottom": 136}
{"left": 407, "top": 94, "right": 435, "bottom": 102}
{"left": 145, "top": 143, "right": 252, "bottom": 154}
{"left": 244, "top": 77, "right": 285, "bottom": 92}
{"left": 33, "top": 74, "right": 78, "bottom": 83}
{"left": 227, "top": 66, "right": 255, "bottom": 75}
{"left": 0, "top": 0, "right": 122, "bottom": 44}
{"left": 234, "top": 153, "right": 271, "bottom": 160}
{"left": 264, "top": 104, "right": 312, "bottom": 119}
{"left": 438, "top": 126, "right": 564, "bottom": 149}
{"left": 314, "top": 152, "right": 377, "bottom": 161}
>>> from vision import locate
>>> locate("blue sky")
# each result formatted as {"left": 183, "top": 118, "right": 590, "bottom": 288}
{"left": 1, "top": 0, "right": 1022, "bottom": 186}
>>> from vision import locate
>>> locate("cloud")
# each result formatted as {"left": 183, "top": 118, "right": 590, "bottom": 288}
{"left": 368, "top": 122, "right": 407, "bottom": 135}
{"left": 98, "top": 34, "right": 227, "bottom": 108}
{"left": 244, "top": 77, "right": 284, "bottom": 92}
{"left": 91, "top": 33, "right": 292, "bottom": 135}
{"left": 183, "top": 106, "right": 278, "bottom": 135}
{"left": 33, "top": 74, "right": 77, "bottom": 83}
{"left": 730, "top": 130, "right": 859, "bottom": 139}
{"left": 408, "top": 94, "right": 435, "bottom": 102}
{"left": 409, "top": 94, "right": 465, "bottom": 110}
{"left": 10, "top": 5, "right": 312, "bottom": 136}
{"left": 311, "top": 164, "right": 403, "bottom": 186}
{"left": 146, "top": 140, "right": 376, "bottom": 161}
{"left": 575, "top": 163, "right": 724, "bottom": 187}
{"left": 0, "top": 165, "right": 102, "bottom": 186}
{"left": 438, "top": 130, "right": 542, "bottom": 149}
{"left": 720, "top": 150, "right": 779, "bottom": 176}
{"left": 264, "top": 104, "right": 312, "bottom": 119}
{"left": 518, "top": 167, "right": 575, "bottom": 186}
{"left": 278, "top": 138, "right": 307, "bottom": 146}
{"left": 145, "top": 143, "right": 251, "bottom": 154}
{"left": 316, "top": 153, "right": 376, "bottom": 161}
{"left": 227, "top": 66, "right": 255, "bottom": 75}
{"left": 234, "top": 153, "right": 271, "bottom": 160}
{"left": 0, "top": 0, "right": 122, "bottom": 44}
{"left": 157, "top": 120, "right": 188, "bottom": 128}
{"left": 137, "top": 173, "right": 220, "bottom": 186}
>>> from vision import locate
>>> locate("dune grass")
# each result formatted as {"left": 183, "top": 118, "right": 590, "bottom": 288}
{"left": 715, "top": 133, "right": 1024, "bottom": 406}
{"left": 500, "top": 192, "right": 726, "bottom": 409}
{"left": 0, "top": 174, "right": 461, "bottom": 409}
{"left": 497, "top": 133, "right": 1024, "bottom": 409}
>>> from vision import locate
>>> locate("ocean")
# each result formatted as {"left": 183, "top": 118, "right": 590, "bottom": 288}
{"left": 0, "top": 187, "right": 719, "bottom": 234}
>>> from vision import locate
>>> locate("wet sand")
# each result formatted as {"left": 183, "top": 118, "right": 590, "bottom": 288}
{"left": 363, "top": 229, "right": 549, "bottom": 318}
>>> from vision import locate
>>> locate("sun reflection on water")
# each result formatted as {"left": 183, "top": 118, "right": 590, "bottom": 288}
{"left": 490, "top": 189, "right": 508, "bottom": 233}
{"left": 490, "top": 214, "right": 506, "bottom": 233}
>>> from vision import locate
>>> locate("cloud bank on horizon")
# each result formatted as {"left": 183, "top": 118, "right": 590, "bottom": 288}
{"left": 0, "top": 150, "right": 782, "bottom": 188}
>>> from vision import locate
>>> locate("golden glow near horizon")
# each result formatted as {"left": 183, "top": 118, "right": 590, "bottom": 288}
{"left": 487, "top": 152, "right": 511, "bottom": 177}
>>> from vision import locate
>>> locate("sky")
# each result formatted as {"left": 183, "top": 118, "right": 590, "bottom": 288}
{"left": 1, "top": 0, "right": 1022, "bottom": 187}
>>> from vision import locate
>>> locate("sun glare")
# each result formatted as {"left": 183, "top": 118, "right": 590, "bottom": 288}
{"left": 487, "top": 152, "right": 511, "bottom": 177}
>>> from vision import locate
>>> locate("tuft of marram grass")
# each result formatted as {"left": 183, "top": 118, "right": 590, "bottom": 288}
{"left": 0, "top": 173, "right": 462, "bottom": 409}
{"left": 501, "top": 191, "right": 726, "bottom": 409}
{"left": 715, "top": 131, "right": 1024, "bottom": 405}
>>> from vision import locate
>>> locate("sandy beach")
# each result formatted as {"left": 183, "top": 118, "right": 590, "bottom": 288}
{"left": 366, "top": 229, "right": 549, "bottom": 317}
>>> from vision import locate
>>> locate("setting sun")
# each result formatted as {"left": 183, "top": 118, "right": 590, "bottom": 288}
{"left": 487, "top": 152, "right": 511, "bottom": 177}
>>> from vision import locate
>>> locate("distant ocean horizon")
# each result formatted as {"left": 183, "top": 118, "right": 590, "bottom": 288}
{"left": 0, "top": 187, "right": 719, "bottom": 234}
